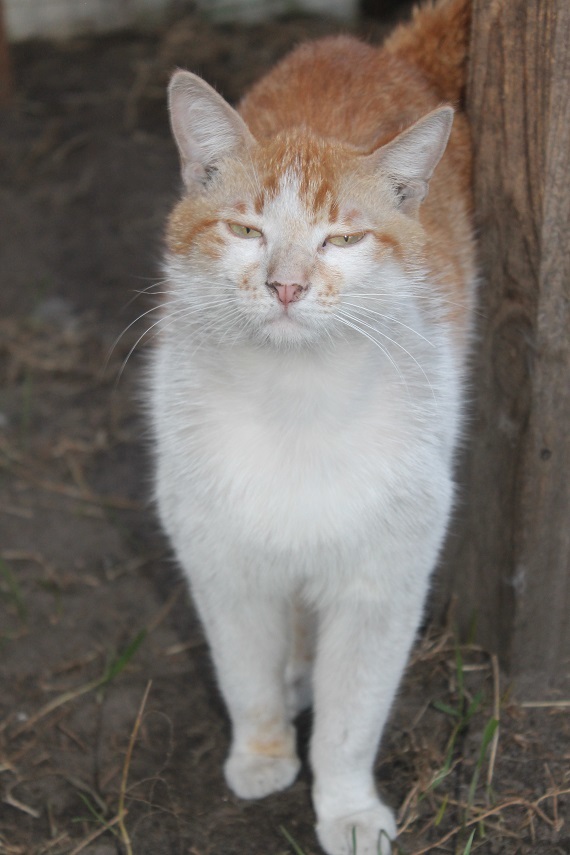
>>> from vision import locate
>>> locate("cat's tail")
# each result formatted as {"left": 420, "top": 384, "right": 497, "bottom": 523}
{"left": 383, "top": 0, "right": 471, "bottom": 106}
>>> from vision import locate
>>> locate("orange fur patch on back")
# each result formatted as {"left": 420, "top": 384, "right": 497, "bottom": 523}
{"left": 384, "top": 0, "right": 471, "bottom": 106}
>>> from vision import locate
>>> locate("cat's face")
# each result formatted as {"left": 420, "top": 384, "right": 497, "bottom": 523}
{"left": 165, "top": 72, "right": 452, "bottom": 350}
{"left": 167, "top": 133, "right": 418, "bottom": 348}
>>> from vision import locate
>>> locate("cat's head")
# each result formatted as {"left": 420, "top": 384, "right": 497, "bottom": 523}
{"left": 164, "top": 70, "right": 452, "bottom": 350}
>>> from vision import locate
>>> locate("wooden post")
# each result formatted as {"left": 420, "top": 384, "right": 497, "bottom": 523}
{"left": 0, "top": 0, "right": 12, "bottom": 105}
{"left": 439, "top": 0, "right": 570, "bottom": 682}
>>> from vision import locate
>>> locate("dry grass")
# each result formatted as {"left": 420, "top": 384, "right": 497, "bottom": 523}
{"left": 389, "top": 627, "right": 569, "bottom": 854}
{"left": 66, "top": 680, "right": 152, "bottom": 855}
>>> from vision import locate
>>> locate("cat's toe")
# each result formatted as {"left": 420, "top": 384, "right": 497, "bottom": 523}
{"left": 316, "top": 804, "right": 397, "bottom": 855}
{"left": 224, "top": 752, "right": 301, "bottom": 800}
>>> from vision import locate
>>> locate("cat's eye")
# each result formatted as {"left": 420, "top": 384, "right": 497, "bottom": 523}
{"left": 229, "top": 223, "right": 262, "bottom": 239}
{"left": 326, "top": 233, "right": 366, "bottom": 247}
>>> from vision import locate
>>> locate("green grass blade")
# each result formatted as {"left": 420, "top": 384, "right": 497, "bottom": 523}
{"left": 75, "top": 793, "right": 119, "bottom": 839}
{"left": 434, "top": 793, "right": 449, "bottom": 826}
{"left": 431, "top": 711, "right": 467, "bottom": 789}
{"left": 467, "top": 717, "right": 499, "bottom": 807}
{"left": 465, "top": 689, "right": 484, "bottom": 722}
{"left": 433, "top": 699, "right": 461, "bottom": 718}
{"left": 280, "top": 825, "right": 308, "bottom": 855}
{"left": 101, "top": 629, "right": 147, "bottom": 686}
{"left": 466, "top": 612, "right": 478, "bottom": 645}
{"left": 461, "top": 828, "right": 477, "bottom": 854}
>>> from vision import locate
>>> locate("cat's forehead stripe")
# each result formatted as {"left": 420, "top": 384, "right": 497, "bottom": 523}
{"left": 253, "top": 133, "right": 347, "bottom": 219}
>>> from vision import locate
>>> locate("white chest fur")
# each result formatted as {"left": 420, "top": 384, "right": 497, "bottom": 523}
{"left": 151, "top": 325, "right": 458, "bottom": 561}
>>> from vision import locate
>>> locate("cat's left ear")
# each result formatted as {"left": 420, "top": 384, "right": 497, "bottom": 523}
{"left": 168, "top": 70, "right": 256, "bottom": 190}
{"left": 371, "top": 106, "right": 454, "bottom": 215}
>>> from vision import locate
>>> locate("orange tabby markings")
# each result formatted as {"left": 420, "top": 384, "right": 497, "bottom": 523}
{"left": 239, "top": 263, "right": 260, "bottom": 294}
{"left": 167, "top": 203, "right": 218, "bottom": 255}
{"left": 371, "top": 231, "right": 404, "bottom": 262}
{"left": 328, "top": 199, "right": 340, "bottom": 224}
{"left": 248, "top": 735, "right": 293, "bottom": 759}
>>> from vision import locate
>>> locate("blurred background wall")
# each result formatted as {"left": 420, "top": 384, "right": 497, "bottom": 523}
{"left": 3, "top": 0, "right": 364, "bottom": 41}
{"left": 5, "top": 0, "right": 176, "bottom": 40}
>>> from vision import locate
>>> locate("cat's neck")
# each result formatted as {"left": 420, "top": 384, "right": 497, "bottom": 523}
{"left": 173, "top": 328, "right": 428, "bottom": 429}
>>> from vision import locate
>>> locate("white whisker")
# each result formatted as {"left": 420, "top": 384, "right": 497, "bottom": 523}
{"left": 116, "top": 298, "right": 235, "bottom": 380}
{"left": 338, "top": 307, "right": 436, "bottom": 400}
{"left": 342, "top": 291, "right": 469, "bottom": 312}
{"left": 121, "top": 278, "right": 172, "bottom": 309}
{"left": 333, "top": 312, "right": 409, "bottom": 393}
{"left": 342, "top": 301, "right": 434, "bottom": 347}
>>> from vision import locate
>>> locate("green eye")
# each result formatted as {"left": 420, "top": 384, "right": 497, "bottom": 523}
{"left": 326, "top": 233, "right": 365, "bottom": 247}
{"left": 229, "top": 223, "right": 262, "bottom": 239}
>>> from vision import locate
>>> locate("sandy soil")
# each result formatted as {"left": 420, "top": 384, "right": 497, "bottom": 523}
{"left": 0, "top": 9, "right": 568, "bottom": 855}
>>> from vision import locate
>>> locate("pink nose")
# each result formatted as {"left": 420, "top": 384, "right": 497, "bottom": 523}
{"left": 267, "top": 282, "right": 306, "bottom": 306}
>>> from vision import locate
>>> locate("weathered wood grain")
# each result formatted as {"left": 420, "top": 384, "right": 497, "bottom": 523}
{"left": 439, "top": 0, "right": 570, "bottom": 681}
{"left": 0, "top": 1, "right": 12, "bottom": 105}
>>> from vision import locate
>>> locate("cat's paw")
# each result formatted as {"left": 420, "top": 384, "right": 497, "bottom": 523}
{"left": 224, "top": 751, "right": 301, "bottom": 800}
{"left": 316, "top": 804, "right": 397, "bottom": 855}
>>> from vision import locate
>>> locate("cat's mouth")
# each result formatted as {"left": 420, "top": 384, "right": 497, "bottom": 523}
{"left": 258, "top": 301, "right": 320, "bottom": 346}
{"left": 271, "top": 306, "right": 296, "bottom": 320}
{"left": 268, "top": 303, "right": 306, "bottom": 327}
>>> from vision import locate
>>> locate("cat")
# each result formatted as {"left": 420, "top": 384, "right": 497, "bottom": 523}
{"left": 149, "top": 0, "right": 475, "bottom": 852}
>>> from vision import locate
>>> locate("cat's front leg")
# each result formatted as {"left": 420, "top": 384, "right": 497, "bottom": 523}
{"left": 310, "top": 585, "right": 426, "bottom": 855}
{"left": 191, "top": 582, "right": 301, "bottom": 800}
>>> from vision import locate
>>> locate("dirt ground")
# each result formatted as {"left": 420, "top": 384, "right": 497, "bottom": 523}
{"left": 0, "top": 8, "right": 569, "bottom": 855}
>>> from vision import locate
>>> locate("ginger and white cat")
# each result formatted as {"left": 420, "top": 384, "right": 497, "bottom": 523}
{"left": 150, "top": 1, "right": 475, "bottom": 852}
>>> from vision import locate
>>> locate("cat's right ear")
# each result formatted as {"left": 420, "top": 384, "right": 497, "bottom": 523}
{"left": 371, "top": 106, "right": 454, "bottom": 215}
{"left": 168, "top": 71, "right": 256, "bottom": 190}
